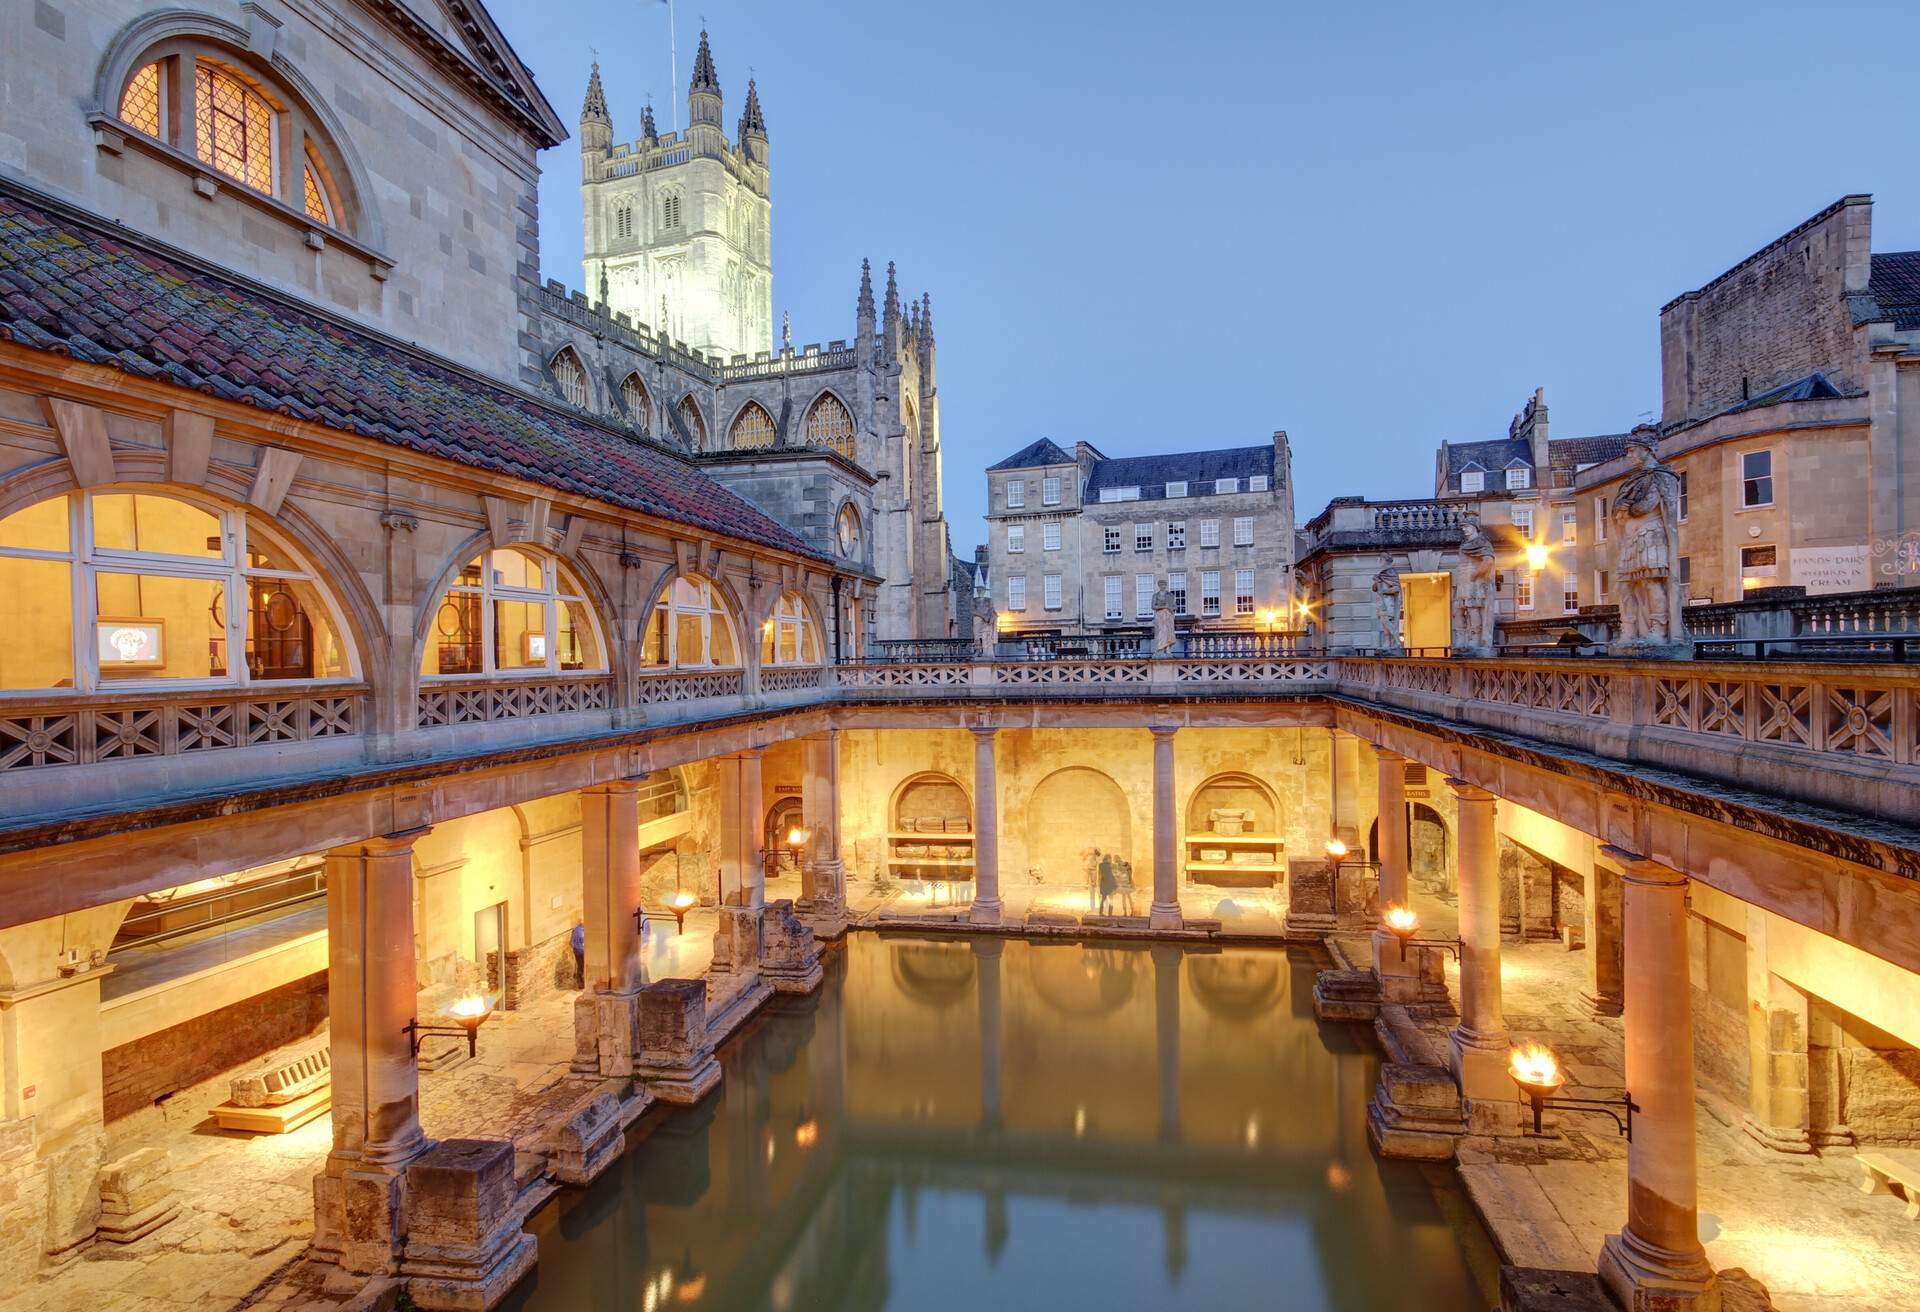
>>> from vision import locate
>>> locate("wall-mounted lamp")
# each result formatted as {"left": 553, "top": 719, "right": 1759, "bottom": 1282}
{"left": 404, "top": 994, "right": 496, "bottom": 1060}
{"left": 1324, "top": 837, "right": 1349, "bottom": 860}
{"left": 666, "top": 889, "right": 698, "bottom": 935}
{"left": 1509, "top": 1041, "right": 1637, "bottom": 1140}
{"left": 1376, "top": 905, "right": 1460, "bottom": 963}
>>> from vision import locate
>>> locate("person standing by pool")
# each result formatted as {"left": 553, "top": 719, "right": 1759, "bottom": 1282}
{"left": 1114, "top": 856, "right": 1137, "bottom": 916}
{"left": 1098, "top": 852, "right": 1117, "bottom": 915}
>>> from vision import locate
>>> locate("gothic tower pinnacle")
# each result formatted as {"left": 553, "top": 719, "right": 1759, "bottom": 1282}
{"left": 580, "top": 61, "right": 611, "bottom": 157}
{"left": 738, "top": 78, "right": 768, "bottom": 166}
{"left": 882, "top": 261, "right": 901, "bottom": 351}
{"left": 688, "top": 29, "right": 722, "bottom": 128}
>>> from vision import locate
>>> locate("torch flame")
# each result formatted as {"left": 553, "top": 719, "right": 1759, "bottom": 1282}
{"left": 1383, "top": 904, "right": 1418, "bottom": 935}
{"left": 794, "top": 1118, "right": 820, "bottom": 1149}
{"left": 448, "top": 994, "right": 494, "bottom": 1027}
{"left": 1325, "top": 838, "right": 1349, "bottom": 859}
{"left": 1508, "top": 1040, "right": 1563, "bottom": 1093}
{"left": 670, "top": 890, "right": 697, "bottom": 911}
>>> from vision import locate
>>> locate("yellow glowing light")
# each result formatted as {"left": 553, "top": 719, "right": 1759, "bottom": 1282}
{"left": 1508, "top": 1040, "right": 1565, "bottom": 1098}
{"left": 670, "top": 890, "right": 697, "bottom": 911}
{"left": 1524, "top": 542, "right": 1550, "bottom": 571}
{"left": 676, "top": 1274, "right": 708, "bottom": 1303}
{"left": 1326, "top": 1160, "right": 1353, "bottom": 1192}
{"left": 1243, "top": 1115, "right": 1260, "bottom": 1148}
{"left": 447, "top": 994, "right": 495, "bottom": 1030}
{"left": 786, "top": 825, "right": 810, "bottom": 848}
{"left": 1324, "top": 838, "right": 1348, "bottom": 859}
{"left": 794, "top": 1118, "right": 819, "bottom": 1149}
{"left": 1073, "top": 1105, "right": 1087, "bottom": 1137}
{"left": 1382, "top": 904, "right": 1419, "bottom": 937}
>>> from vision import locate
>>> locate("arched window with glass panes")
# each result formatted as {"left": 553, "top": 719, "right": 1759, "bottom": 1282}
{"left": 551, "top": 347, "right": 590, "bottom": 409}
{"left": 641, "top": 575, "right": 740, "bottom": 669}
{"left": 619, "top": 374, "right": 650, "bottom": 430}
{"left": 729, "top": 402, "right": 776, "bottom": 450}
{"left": 804, "top": 392, "right": 855, "bottom": 460}
{"left": 0, "top": 490, "right": 354, "bottom": 691}
{"left": 677, "top": 396, "right": 708, "bottom": 449}
{"left": 113, "top": 46, "right": 351, "bottom": 231}
{"left": 761, "top": 592, "right": 821, "bottom": 667}
{"left": 419, "top": 548, "right": 605, "bottom": 678}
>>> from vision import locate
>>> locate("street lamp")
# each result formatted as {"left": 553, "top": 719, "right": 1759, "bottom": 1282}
{"left": 404, "top": 993, "right": 496, "bottom": 1060}
{"left": 1508, "top": 1040, "right": 1638, "bottom": 1139}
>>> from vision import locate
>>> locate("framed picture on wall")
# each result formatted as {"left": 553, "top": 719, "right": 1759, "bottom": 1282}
{"left": 523, "top": 631, "right": 549, "bottom": 662}
{"left": 96, "top": 616, "right": 166, "bottom": 670}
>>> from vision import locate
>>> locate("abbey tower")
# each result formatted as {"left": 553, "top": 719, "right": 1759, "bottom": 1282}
{"left": 578, "top": 31, "right": 773, "bottom": 361}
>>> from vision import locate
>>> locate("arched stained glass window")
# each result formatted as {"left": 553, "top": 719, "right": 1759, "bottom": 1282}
{"left": 729, "top": 402, "right": 776, "bottom": 450}
{"left": 551, "top": 347, "right": 589, "bottom": 409}
{"left": 195, "top": 63, "right": 275, "bottom": 195}
{"left": 804, "top": 393, "right": 855, "bottom": 460}
{"left": 620, "top": 374, "right": 650, "bottom": 429}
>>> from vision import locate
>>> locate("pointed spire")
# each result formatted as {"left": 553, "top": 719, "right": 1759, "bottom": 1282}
{"left": 782, "top": 310, "right": 792, "bottom": 351}
{"left": 738, "top": 78, "right": 767, "bottom": 140}
{"left": 581, "top": 61, "right": 609, "bottom": 124}
{"left": 690, "top": 29, "right": 719, "bottom": 95}
{"left": 857, "top": 258, "right": 875, "bottom": 323}
{"left": 883, "top": 260, "right": 901, "bottom": 325}
{"left": 641, "top": 99, "right": 658, "bottom": 143}
{"left": 920, "top": 293, "right": 934, "bottom": 347}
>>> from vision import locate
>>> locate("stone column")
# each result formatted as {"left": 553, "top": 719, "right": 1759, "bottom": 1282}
{"left": 1743, "top": 909, "right": 1812, "bottom": 1153}
{"left": 316, "top": 828, "right": 430, "bottom": 1274}
{"left": 573, "top": 781, "right": 647, "bottom": 1078}
{"left": 1153, "top": 945, "right": 1182, "bottom": 1142}
{"left": 1446, "top": 779, "right": 1507, "bottom": 1104}
{"left": 1584, "top": 859, "right": 1626, "bottom": 1017}
{"left": 969, "top": 727, "right": 1002, "bottom": 924}
{"left": 716, "top": 749, "right": 767, "bottom": 908}
{"left": 798, "top": 731, "right": 848, "bottom": 937}
{"left": 1149, "top": 725, "right": 1182, "bottom": 930}
{"left": 1371, "top": 747, "right": 1413, "bottom": 980}
{"left": 974, "top": 939, "right": 1003, "bottom": 1130}
{"left": 1598, "top": 848, "right": 1721, "bottom": 1310}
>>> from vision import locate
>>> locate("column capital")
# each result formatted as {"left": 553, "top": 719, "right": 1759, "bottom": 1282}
{"left": 1373, "top": 745, "right": 1406, "bottom": 763}
{"left": 968, "top": 724, "right": 998, "bottom": 740}
{"left": 1149, "top": 724, "right": 1179, "bottom": 740}
{"left": 329, "top": 827, "right": 431, "bottom": 861}
{"left": 1445, "top": 777, "right": 1495, "bottom": 803}
{"left": 1600, "top": 845, "right": 1687, "bottom": 887}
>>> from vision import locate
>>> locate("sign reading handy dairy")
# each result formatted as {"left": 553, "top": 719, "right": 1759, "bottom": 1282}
{"left": 1791, "top": 545, "right": 1869, "bottom": 594}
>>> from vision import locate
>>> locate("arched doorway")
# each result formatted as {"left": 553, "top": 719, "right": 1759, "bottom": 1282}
{"left": 1368, "top": 802, "right": 1451, "bottom": 888}
{"left": 766, "top": 795, "right": 804, "bottom": 880}
{"left": 1025, "top": 767, "right": 1134, "bottom": 913}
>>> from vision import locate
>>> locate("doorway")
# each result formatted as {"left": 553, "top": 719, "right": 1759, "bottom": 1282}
{"left": 1400, "top": 572, "right": 1452, "bottom": 653}
{"left": 474, "top": 901, "right": 506, "bottom": 990}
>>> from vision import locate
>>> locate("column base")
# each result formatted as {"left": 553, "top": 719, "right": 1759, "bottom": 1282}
{"left": 400, "top": 1138, "right": 548, "bottom": 1311}
{"left": 794, "top": 895, "right": 850, "bottom": 941}
{"left": 1366, "top": 1062, "right": 1464, "bottom": 1161}
{"left": 1148, "top": 902, "right": 1184, "bottom": 931}
{"left": 1449, "top": 1025, "right": 1512, "bottom": 1102}
{"left": 313, "top": 1153, "right": 413, "bottom": 1278}
{"left": 1740, "top": 1114, "right": 1814, "bottom": 1155}
{"left": 571, "top": 989, "right": 640, "bottom": 1078}
{"left": 634, "top": 978, "right": 723, "bottom": 1104}
{"left": 1598, "top": 1228, "right": 1721, "bottom": 1312}
{"left": 968, "top": 898, "right": 1004, "bottom": 925}
{"left": 1582, "top": 989, "right": 1625, "bottom": 1019}
{"left": 759, "top": 900, "right": 824, "bottom": 995}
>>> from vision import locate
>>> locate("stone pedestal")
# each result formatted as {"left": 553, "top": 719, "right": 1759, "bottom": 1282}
{"left": 399, "top": 1139, "right": 539, "bottom": 1310}
{"left": 708, "top": 905, "right": 762, "bottom": 976}
{"left": 758, "top": 900, "right": 822, "bottom": 994}
{"left": 571, "top": 990, "right": 640, "bottom": 1078}
{"left": 1283, "top": 859, "right": 1338, "bottom": 935}
{"left": 1366, "top": 1062, "right": 1464, "bottom": 1161}
{"left": 95, "top": 1147, "right": 176, "bottom": 1244}
{"left": 542, "top": 1089, "right": 639, "bottom": 1187}
{"left": 632, "top": 979, "right": 721, "bottom": 1103}
{"left": 1597, "top": 848, "right": 1721, "bottom": 1311}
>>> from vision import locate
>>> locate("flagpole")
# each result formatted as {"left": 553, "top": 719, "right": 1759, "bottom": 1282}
{"left": 667, "top": 0, "right": 678, "bottom": 134}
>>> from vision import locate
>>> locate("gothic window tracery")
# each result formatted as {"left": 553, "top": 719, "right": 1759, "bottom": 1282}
{"left": 619, "top": 373, "right": 650, "bottom": 429}
{"left": 729, "top": 402, "right": 776, "bottom": 449}
{"left": 678, "top": 395, "right": 709, "bottom": 448}
{"left": 550, "top": 347, "right": 590, "bottom": 409}
{"left": 804, "top": 393, "right": 855, "bottom": 461}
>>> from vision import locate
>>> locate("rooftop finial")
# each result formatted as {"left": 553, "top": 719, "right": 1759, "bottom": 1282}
{"left": 883, "top": 260, "right": 900, "bottom": 325}
{"left": 738, "top": 77, "right": 767, "bottom": 140}
{"left": 641, "top": 98, "right": 658, "bottom": 142}
{"left": 690, "top": 28, "right": 719, "bottom": 95}
{"left": 857, "top": 258, "right": 875, "bottom": 323}
{"left": 782, "top": 310, "right": 791, "bottom": 351}
{"left": 581, "top": 61, "right": 609, "bottom": 124}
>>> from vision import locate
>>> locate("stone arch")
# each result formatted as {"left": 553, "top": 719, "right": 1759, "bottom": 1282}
{"left": 1026, "top": 942, "right": 1140, "bottom": 1018}
{"left": 1368, "top": 801, "right": 1451, "bottom": 886}
{"left": 833, "top": 498, "right": 865, "bottom": 565}
{"left": 635, "top": 566, "right": 746, "bottom": 669}
{"left": 1185, "top": 772, "right": 1283, "bottom": 838}
{"left": 92, "top": 11, "right": 383, "bottom": 245}
{"left": 617, "top": 372, "right": 650, "bottom": 429}
{"left": 412, "top": 531, "right": 618, "bottom": 682}
{"left": 1026, "top": 767, "right": 1135, "bottom": 902}
{"left": 676, "top": 394, "right": 708, "bottom": 449}
{"left": 888, "top": 771, "right": 970, "bottom": 832}
{"left": 727, "top": 400, "right": 776, "bottom": 450}
{"left": 548, "top": 345, "right": 590, "bottom": 409}
{"left": 0, "top": 468, "right": 385, "bottom": 700}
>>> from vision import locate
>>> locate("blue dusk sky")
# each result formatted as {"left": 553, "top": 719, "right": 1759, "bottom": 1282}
{"left": 488, "top": 0, "right": 1920, "bottom": 550}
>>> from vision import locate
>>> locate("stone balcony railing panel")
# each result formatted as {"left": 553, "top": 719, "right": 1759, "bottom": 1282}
{"left": 1, "top": 685, "right": 365, "bottom": 773}
{"left": 416, "top": 676, "right": 615, "bottom": 728}
{"left": 634, "top": 669, "right": 747, "bottom": 704}
{"left": 760, "top": 666, "right": 827, "bottom": 694}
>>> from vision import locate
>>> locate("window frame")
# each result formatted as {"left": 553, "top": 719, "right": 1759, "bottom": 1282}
{"left": 1041, "top": 476, "right": 1062, "bottom": 506}
{"left": 639, "top": 573, "right": 739, "bottom": 671}
{"left": 760, "top": 591, "right": 821, "bottom": 668}
{"left": 1677, "top": 470, "right": 1690, "bottom": 522}
{"left": 1165, "top": 481, "right": 1188, "bottom": 499}
{"left": 1103, "top": 575, "right": 1123, "bottom": 621}
{"left": 1232, "top": 517, "right": 1254, "bottom": 547}
{"left": 1134, "top": 523, "right": 1153, "bottom": 553}
{"left": 1007, "top": 574, "right": 1027, "bottom": 612}
{"left": 0, "top": 489, "right": 358, "bottom": 695}
{"left": 1041, "top": 522, "right": 1061, "bottom": 552}
{"left": 1103, "top": 525, "right": 1122, "bottom": 555}
{"left": 1233, "top": 568, "right": 1254, "bottom": 616}
{"left": 1214, "top": 478, "right": 1238, "bottom": 495}
{"left": 1200, "top": 570, "right": 1222, "bottom": 616}
{"left": 1167, "top": 521, "right": 1187, "bottom": 551}
{"left": 425, "top": 546, "right": 608, "bottom": 680}
{"left": 1168, "top": 572, "right": 1187, "bottom": 615}
{"left": 551, "top": 347, "right": 590, "bottom": 409}
{"left": 1042, "top": 573, "right": 1062, "bottom": 612}
{"left": 1505, "top": 466, "right": 1531, "bottom": 490}
{"left": 1198, "top": 520, "right": 1220, "bottom": 549}
{"left": 1135, "top": 574, "right": 1154, "bottom": 619}
{"left": 1594, "top": 496, "right": 1608, "bottom": 542}
{"left": 1460, "top": 469, "right": 1485, "bottom": 494}
{"left": 1515, "top": 572, "right": 1534, "bottom": 611}
{"left": 1741, "top": 450, "right": 1774, "bottom": 509}
{"left": 1248, "top": 475, "right": 1269, "bottom": 493}
{"left": 1006, "top": 525, "right": 1025, "bottom": 554}
{"left": 1005, "top": 479, "right": 1025, "bottom": 510}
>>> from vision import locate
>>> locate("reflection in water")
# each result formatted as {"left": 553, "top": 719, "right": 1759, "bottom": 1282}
{"left": 507, "top": 937, "right": 1500, "bottom": 1312}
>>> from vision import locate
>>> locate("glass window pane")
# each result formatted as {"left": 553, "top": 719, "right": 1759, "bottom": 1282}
{"left": 455, "top": 555, "right": 485, "bottom": 588}
{"left": 0, "top": 557, "right": 73, "bottom": 688}
{"left": 801, "top": 623, "right": 820, "bottom": 664}
{"left": 489, "top": 548, "right": 545, "bottom": 592}
{"left": 557, "top": 600, "right": 601, "bottom": 671}
{"left": 423, "top": 591, "right": 482, "bottom": 675}
{"left": 95, "top": 572, "right": 224, "bottom": 679}
{"left": 247, "top": 577, "right": 346, "bottom": 680}
{"left": 710, "top": 613, "right": 737, "bottom": 666}
{"left": 0, "top": 496, "right": 70, "bottom": 553}
{"left": 641, "top": 607, "right": 667, "bottom": 665}
{"left": 493, "top": 598, "right": 547, "bottom": 670}
{"left": 676, "top": 613, "right": 704, "bottom": 666}
{"left": 778, "top": 625, "right": 798, "bottom": 663}
{"left": 92, "top": 495, "right": 223, "bottom": 559}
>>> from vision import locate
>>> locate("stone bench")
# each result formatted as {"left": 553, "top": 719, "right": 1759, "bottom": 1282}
{"left": 1858, "top": 1151, "right": 1920, "bottom": 1220}
{"left": 210, "top": 1043, "right": 331, "bottom": 1133}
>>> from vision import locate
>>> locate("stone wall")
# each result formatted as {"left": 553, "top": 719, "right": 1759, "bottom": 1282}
{"left": 1660, "top": 196, "right": 1871, "bottom": 426}
{"left": 99, "top": 971, "right": 327, "bottom": 1123}
{"left": 1834, "top": 1012, "right": 1920, "bottom": 1146}
{"left": 1690, "top": 912, "right": 1750, "bottom": 1105}
{"left": 492, "top": 929, "right": 579, "bottom": 1012}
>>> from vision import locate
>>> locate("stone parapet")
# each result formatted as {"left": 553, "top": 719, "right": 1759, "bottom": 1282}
{"left": 758, "top": 900, "right": 822, "bottom": 995}
{"left": 632, "top": 979, "right": 722, "bottom": 1104}
{"left": 400, "top": 1138, "right": 543, "bottom": 1311}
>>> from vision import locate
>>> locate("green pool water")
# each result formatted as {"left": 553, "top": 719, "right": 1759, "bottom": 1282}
{"left": 506, "top": 935, "right": 1500, "bottom": 1311}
